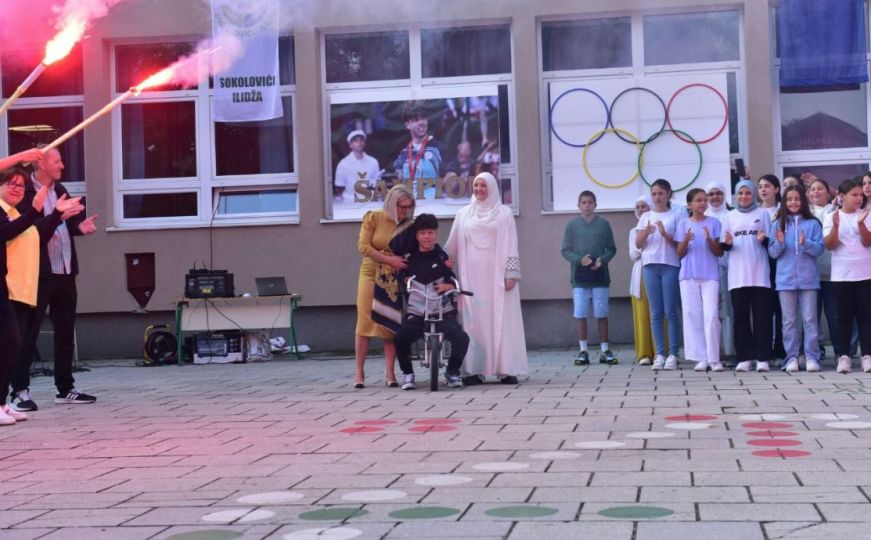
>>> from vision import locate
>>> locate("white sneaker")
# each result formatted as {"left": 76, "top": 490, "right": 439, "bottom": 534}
{"left": 756, "top": 361, "right": 770, "bottom": 372}
{"left": 694, "top": 361, "right": 709, "bottom": 372}
{"left": 638, "top": 357, "right": 652, "bottom": 366}
{"left": 0, "top": 406, "right": 16, "bottom": 426}
{"left": 862, "top": 356, "right": 871, "bottom": 373}
{"left": 652, "top": 355, "right": 665, "bottom": 371}
{"left": 1, "top": 404, "right": 26, "bottom": 422}
{"left": 664, "top": 355, "right": 678, "bottom": 370}
{"left": 783, "top": 358, "right": 799, "bottom": 373}
{"left": 806, "top": 359, "right": 821, "bottom": 372}
{"left": 837, "top": 356, "right": 852, "bottom": 374}
{"left": 735, "top": 361, "right": 752, "bottom": 372}
{"left": 710, "top": 362, "right": 725, "bottom": 372}
{"left": 401, "top": 373, "right": 416, "bottom": 390}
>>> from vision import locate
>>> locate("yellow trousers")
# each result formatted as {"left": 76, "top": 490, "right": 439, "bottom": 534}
{"left": 631, "top": 280, "right": 666, "bottom": 362}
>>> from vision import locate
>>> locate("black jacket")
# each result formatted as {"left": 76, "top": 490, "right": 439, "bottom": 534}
{"left": 17, "top": 180, "right": 80, "bottom": 278}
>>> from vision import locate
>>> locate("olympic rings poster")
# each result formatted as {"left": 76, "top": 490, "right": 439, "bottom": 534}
{"left": 549, "top": 73, "right": 731, "bottom": 211}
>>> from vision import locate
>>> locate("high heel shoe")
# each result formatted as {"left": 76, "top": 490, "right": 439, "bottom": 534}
{"left": 386, "top": 379, "right": 399, "bottom": 388}
{"left": 354, "top": 372, "right": 365, "bottom": 389}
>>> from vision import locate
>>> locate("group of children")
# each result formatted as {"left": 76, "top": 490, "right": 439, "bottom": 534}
{"left": 562, "top": 174, "right": 871, "bottom": 373}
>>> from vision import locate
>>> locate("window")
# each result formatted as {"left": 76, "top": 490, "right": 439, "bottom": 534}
{"left": 112, "top": 37, "right": 297, "bottom": 227}
{"left": 780, "top": 85, "right": 867, "bottom": 151}
{"left": 216, "top": 188, "right": 297, "bottom": 215}
{"left": 643, "top": 11, "right": 740, "bottom": 65}
{"left": 1, "top": 44, "right": 85, "bottom": 190}
{"left": 421, "top": 25, "right": 512, "bottom": 78}
{"left": 325, "top": 31, "right": 410, "bottom": 83}
{"left": 541, "top": 18, "right": 632, "bottom": 72}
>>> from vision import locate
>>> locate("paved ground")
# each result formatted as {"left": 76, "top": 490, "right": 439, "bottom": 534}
{"left": 2, "top": 348, "right": 871, "bottom": 539}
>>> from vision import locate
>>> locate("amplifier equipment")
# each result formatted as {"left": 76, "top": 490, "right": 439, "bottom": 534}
{"left": 185, "top": 269, "right": 234, "bottom": 298}
{"left": 193, "top": 331, "right": 245, "bottom": 364}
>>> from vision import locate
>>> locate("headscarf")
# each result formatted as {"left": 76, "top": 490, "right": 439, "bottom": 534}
{"left": 705, "top": 180, "right": 730, "bottom": 217}
{"left": 634, "top": 195, "right": 652, "bottom": 219}
{"left": 383, "top": 184, "right": 414, "bottom": 224}
{"left": 734, "top": 179, "right": 758, "bottom": 213}
{"left": 468, "top": 172, "right": 502, "bottom": 223}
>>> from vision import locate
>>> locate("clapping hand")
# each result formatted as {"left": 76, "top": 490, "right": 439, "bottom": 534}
{"left": 799, "top": 231, "right": 806, "bottom": 245}
{"left": 724, "top": 231, "right": 734, "bottom": 245}
{"left": 757, "top": 229, "right": 767, "bottom": 242}
{"left": 78, "top": 214, "right": 99, "bottom": 235}
{"left": 775, "top": 228, "right": 785, "bottom": 243}
{"left": 55, "top": 194, "right": 84, "bottom": 219}
{"left": 684, "top": 228, "right": 695, "bottom": 243}
{"left": 703, "top": 226, "right": 711, "bottom": 240}
{"left": 655, "top": 221, "right": 666, "bottom": 235}
{"left": 31, "top": 183, "right": 50, "bottom": 212}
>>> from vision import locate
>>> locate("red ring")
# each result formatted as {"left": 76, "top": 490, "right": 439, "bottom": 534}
{"left": 666, "top": 83, "right": 728, "bottom": 144}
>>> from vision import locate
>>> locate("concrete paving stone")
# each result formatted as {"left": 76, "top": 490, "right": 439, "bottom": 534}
{"left": 293, "top": 474, "right": 400, "bottom": 489}
{"left": 643, "top": 459, "right": 740, "bottom": 472}
{"left": 752, "top": 486, "right": 868, "bottom": 503}
{"left": 389, "top": 520, "right": 513, "bottom": 537}
{"left": 590, "top": 472, "right": 691, "bottom": 486}
{"left": 799, "top": 472, "right": 871, "bottom": 486}
{"left": 636, "top": 521, "right": 764, "bottom": 540}
{"left": 738, "top": 459, "right": 841, "bottom": 472}
{"left": 0, "top": 510, "right": 51, "bottom": 528}
{"left": 692, "top": 472, "right": 801, "bottom": 486}
{"left": 816, "top": 503, "right": 871, "bottom": 521}
{"left": 547, "top": 458, "right": 643, "bottom": 472}
{"left": 464, "top": 501, "right": 580, "bottom": 521}
{"left": 14, "top": 492, "right": 137, "bottom": 510}
{"left": 421, "top": 487, "right": 533, "bottom": 503}
{"left": 97, "top": 466, "right": 202, "bottom": 480}
{"left": 488, "top": 472, "right": 590, "bottom": 487}
{"left": 9, "top": 479, "right": 127, "bottom": 495}
{"left": 763, "top": 522, "right": 871, "bottom": 539}
{"left": 530, "top": 486, "right": 638, "bottom": 502}
{"left": 699, "top": 503, "right": 820, "bottom": 521}
{"left": 155, "top": 524, "right": 281, "bottom": 540}
{"left": 0, "top": 529, "right": 57, "bottom": 540}
{"left": 578, "top": 502, "right": 695, "bottom": 521}
{"left": 104, "top": 477, "right": 217, "bottom": 493}
{"left": 35, "top": 526, "right": 167, "bottom": 539}
{"left": 640, "top": 486, "right": 749, "bottom": 503}
{"left": 17, "top": 508, "right": 151, "bottom": 528}
{"left": 269, "top": 523, "right": 394, "bottom": 540}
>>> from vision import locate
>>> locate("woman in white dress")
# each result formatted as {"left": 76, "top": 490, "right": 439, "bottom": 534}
{"left": 445, "top": 172, "right": 528, "bottom": 385}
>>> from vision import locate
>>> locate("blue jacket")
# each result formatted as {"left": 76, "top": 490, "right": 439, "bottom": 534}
{"left": 768, "top": 216, "right": 824, "bottom": 290}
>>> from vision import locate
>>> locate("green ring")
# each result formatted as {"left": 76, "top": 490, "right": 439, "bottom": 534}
{"left": 637, "top": 128, "right": 702, "bottom": 192}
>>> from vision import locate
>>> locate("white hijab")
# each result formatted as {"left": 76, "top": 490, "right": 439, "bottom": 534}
{"left": 467, "top": 172, "right": 503, "bottom": 223}
{"left": 705, "top": 180, "right": 730, "bottom": 218}
{"left": 629, "top": 195, "right": 651, "bottom": 299}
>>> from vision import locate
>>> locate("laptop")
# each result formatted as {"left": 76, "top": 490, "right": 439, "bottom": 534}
{"left": 255, "top": 277, "right": 289, "bottom": 297}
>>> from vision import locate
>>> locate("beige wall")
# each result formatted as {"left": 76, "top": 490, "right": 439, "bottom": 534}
{"left": 65, "top": 0, "right": 775, "bottom": 316}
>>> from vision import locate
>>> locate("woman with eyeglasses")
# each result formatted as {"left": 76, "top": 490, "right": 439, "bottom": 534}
{"left": 0, "top": 166, "right": 82, "bottom": 425}
{"left": 354, "top": 184, "right": 416, "bottom": 389}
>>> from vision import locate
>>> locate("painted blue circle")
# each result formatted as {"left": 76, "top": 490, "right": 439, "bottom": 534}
{"left": 549, "top": 88, "right": 610, "bottom": 148}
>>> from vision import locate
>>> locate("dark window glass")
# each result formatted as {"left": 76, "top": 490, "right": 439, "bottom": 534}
{"left": 116, "top": 42, "right": 195, "bottom": 92}
{"left": 782, "top": 163, "right": 869, "bottom": 188}
{"left": 215, "top": 96, "right": 294, "bottom": 176}
{"left": 498, "top": 84, "right": 511, "bottom": 163}
{"left": 279, "top": 36, "right": 295, "bottom": 85}
{"left": 1, "top": 44, "right": 83, "bottom": 97}
{"left": 123, "top": 193, "right": 198, "bottom": 218}
{"left": 727, "top": 72, "right": 739, "bottom": 154}
{"left": 325, "top": 31, "right": 409, "bottom": 83}
{"left": 643, "top": 11, "right": 739, "bottom": 65}
{"left": 122, "top": 101, "right": 196, "bottom": 178}
{"left": 7, "top": 106, "right": 85, "bottom": 182}
{"left": 780, "top": 85, "right": 867, "bottom": 151}
{"left": 421, "top": 25, "right": 511, "bottom": 78}
{"left": 541, "top": 18, "right": 631, "bottom": 71}
{"left": 216, "top": 189, "right": 297, "bottom": 215}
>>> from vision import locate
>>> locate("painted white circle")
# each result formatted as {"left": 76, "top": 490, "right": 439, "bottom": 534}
{"left": 237, "top": 491, "right": 305, "bottom": 504}
{"left": 529, "top": 451, "right": 581, "bottom": 460}
{"left": 625, "top": 432, "right": 676, "bottom": 439}
{"left": 825, "top": 421, "right": 871, "bottom": 429}
{"left": 283, "top": 528, "right": 363, "bottom": 540}
{"left": 341, "top": 489, "right": 407, "bottom": 502}
{"left": 811, "top": 413, "right": 859, "bottom": 421}
{"left": 665, "top": 422, "right": 712, "bottom": 430}
{"left": 202, "top": 508, "right": 275, "bottom": 524}
{"left": 472, "top": 462, "right": 530, "bottom": 472}
{"left": 739, "top": 414, "right": 787, "bottom": 421}
{"left": 415, "top": 475, "right": 473, "bottom": 486}
{"left": 574, "top": 441, "right": 626, "bottom": 449}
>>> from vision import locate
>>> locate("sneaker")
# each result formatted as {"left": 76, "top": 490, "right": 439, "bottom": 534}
{"left": 806, "top": 359, "right": 821, "bottom": 372}
{"left": 0, "top": 406, "right": 15, "bottom": 426}
{"left": 710, "top": 362, "right": 725, "bottom": 372}
{"left": 664, "top": 355, "right": 678, "bottom": 370}
{"left": 574, "top": 350, "right": 590, "bottom": 366}
{"left": 10, "top": 389, "right": 37, "bottom": 412}
{"left": 638, "top": 357, "right": 652, "bottom": 366}
{"left": 783, "top": 358, "right": 799, "bottom": 373}
{"left": 863, "top": 356, "right": 871, "bottom": 374}
{"left": 500, "top": 376, "right": 519, "bottom": 385}
{"left": 756, "top": 361, "right": 770, "bottom": 372}
{"left": 651, "top": 355, "right": 665, "bottom": 371}
{"left": 1, "top": 405, "right": 26, "bottom": 422}
{"left": 734, "top": 361, "right": 752, "bottom": 372}
{"left": 598, "top": 350, "right": 618, "bottom": 365}
{"left": 445, "top": 373, "right": 464, "bottom": 388}
{"left": 401, "top": 373, "right": 416, "bottom": 390}
{"left": 694, "top": 361, "right": 709, "bottom": 372}
{"left": 837, "top": 356, "right": 852, "bottom": 374}
{"left": 54, "top": 389, "right": 97, "bottom": 404}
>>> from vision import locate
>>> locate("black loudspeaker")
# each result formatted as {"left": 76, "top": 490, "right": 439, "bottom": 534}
{"left": 126, "top": 253, "right": 155, "bottom": 309}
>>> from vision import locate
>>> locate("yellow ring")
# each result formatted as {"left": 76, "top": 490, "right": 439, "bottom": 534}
{"left": 581, "top": 127, "right": 642, "bottom": 189}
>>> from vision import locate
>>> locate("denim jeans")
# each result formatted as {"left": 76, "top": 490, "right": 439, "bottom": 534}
{"left": 642, "top": 264, "right": 681, "bottom": 356}
{"left": 779, "top": 289, "right": 819, "bottom": 362}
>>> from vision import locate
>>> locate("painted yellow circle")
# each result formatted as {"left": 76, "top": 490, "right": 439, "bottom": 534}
{"left": 581, "top": 127, "right": 642, "bottom": 189}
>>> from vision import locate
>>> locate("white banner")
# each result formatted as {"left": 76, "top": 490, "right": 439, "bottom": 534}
{"left": 211, "top": 0, "right": 282, "bottom": 122}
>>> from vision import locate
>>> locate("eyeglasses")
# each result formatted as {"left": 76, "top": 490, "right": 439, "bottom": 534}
{"left": 397, "top": 202, "right": 414, "bottom": 210}
{"left": 5, "top": 183, "right": 26, "bottom": 191}
{"left": 708, "top": 191, "right": 724, "bottom": 197}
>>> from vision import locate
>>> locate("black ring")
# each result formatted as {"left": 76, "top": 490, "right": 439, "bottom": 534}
{"left": 609, "top": 86, "right": 668, "bottom": 144}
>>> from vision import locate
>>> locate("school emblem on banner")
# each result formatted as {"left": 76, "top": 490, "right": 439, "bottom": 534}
{"left": 211, "top": 0, "right": 282, "bottom": 122}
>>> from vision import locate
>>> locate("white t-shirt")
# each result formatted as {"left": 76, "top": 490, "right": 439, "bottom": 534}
{"left": 334, "top": 152, "right": 381, "bottom": 204}
{"left": 823, "top": 210, "right": 871, "bottom": 282}
{"left": 719, "top": 208, "right": 771, "bottom": 290}
{"left": 636, "top": 208, "right": 680, "bottom": 267}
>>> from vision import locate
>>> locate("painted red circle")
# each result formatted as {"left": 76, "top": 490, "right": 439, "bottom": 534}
{"left": 753, "top": 449, "right": 812, "bottom": 458}
{"left": 340, "top": 426, "right": 384, "bottom": 434}
{"left": 665, "top": 415, "right": 718, "bottom": 422}
{"left": 746, "top": 431, "right": 798, "bottom": 437}
{"left": 741, "top": 422, "right": 794, "bottom": 430}
{"left": 747, "top": 439, "right": 802, "bottom": 447}
{"left": 354, "top": 420, "right": 397, "bottom": 426}
{"left": 666, "top": 83, "right": 729, "bottom": 144}
{"left": 409, "top": 425, "right": 456, "bottom": 433}
{"left": 413, "top": 418, "right": 463, "bottom": 425}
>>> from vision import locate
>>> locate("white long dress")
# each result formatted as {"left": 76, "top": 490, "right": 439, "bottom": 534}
{"left": 445, "top": 173, "right": 528, "bottom": 378}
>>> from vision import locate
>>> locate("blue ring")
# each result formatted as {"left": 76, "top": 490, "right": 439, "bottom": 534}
{"left": 549, "top": 87, "right": 610, "bottom": 148}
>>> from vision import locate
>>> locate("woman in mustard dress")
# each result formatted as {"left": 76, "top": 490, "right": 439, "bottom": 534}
{"left": 355, "top": 185, "right": 415, "bottom": 388}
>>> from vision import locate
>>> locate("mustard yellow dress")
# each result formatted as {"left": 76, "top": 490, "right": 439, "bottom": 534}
{"left": 356, "top": 210, "right": 396, "bottom": 339}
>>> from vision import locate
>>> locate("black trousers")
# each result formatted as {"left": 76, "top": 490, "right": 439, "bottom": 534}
{"left": 10, "top": 274, "right": 78, "bottom": 395}
{"left": 0, "top": 299, "right": 24, "bottom": 406}
{"left": 731, "top": 286, "right": 773, "bottom": 362}
{"left": 769, "top": 259, "right": 787, "bottom": 359}
{"left": 831, "top": 279, "right": 871, "bottom": 357}
{"left": 395, "top": 313, "right": 469, "bottom": 376}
